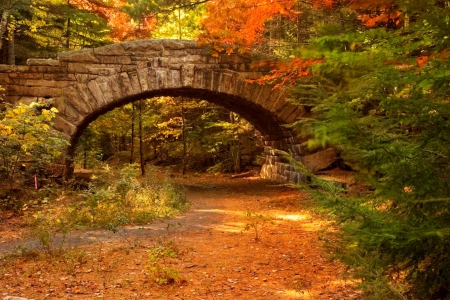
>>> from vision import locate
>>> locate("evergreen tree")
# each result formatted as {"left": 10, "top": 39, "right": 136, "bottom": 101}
{"left": 288, "top": 1, "right": 450, "bottom": 298}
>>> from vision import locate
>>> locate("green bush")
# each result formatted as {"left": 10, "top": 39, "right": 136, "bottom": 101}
{"left": 0, "top": 102, "right": 69, "bottom": 210}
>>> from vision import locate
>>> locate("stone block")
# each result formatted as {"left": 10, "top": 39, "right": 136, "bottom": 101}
{"left": 67, "top": 63, "right": 120, "bottom": 76}
{"left": 105, "top": 75, "right": 124, "bottom": 101}
{"left": 55, "top": 98, "right": 83, "bottom": 125}
{"left": 43, "top": 73, "right": 75, "bottom": 81}
{"left": 130, "top": 52, "right": 162, "bottom": 60}
{"left": 128, "top": 71, "right": 142, "bottom": 95}
{"left": 8, "top": 73, "right": 42, "bottom": 80}
{"left": 181, "top": 64, "right": 195, "bottom": 87}
{"left": 117, "top": 72, "right": 135, "bottom": 98}
{"left": 26, "top": 58, "right": 60, "bottom": 66}
{"left": 157, "top": 57, "right": 170, "bottom": 68}
{"left": 146, "top": 68, "right": 159, "bottom": 91}
{"left": 87, "top": 80, "right": 107, "bottom": 106}
{"left": 75, "top": 83, "right": 102, "bottom": 110}
{"left": 75, "top": 74, "right": 97, "bottom": 83}
{"left": 192, "top": 69, "right": 205, "bottom": 89}
{"left": 97, "top": 55, "right": 132, "bottom": 64}
{"left": 202, "top": 69, "right": 214, "bottom": 90}
{"left": 0, "top": 65, "right": 29, "bottom": 73}
{"left": 170, "top": 69, "right": 181, "bottom": 88}
{"left": 137, "top": 68, "right": 150, "bottom": 91}
{"left": 58, "top": 49, "right": 99, "bottom": 63}
{"left": 0, "top": 73, "right": 12, "bottom": 84}
{"left": 53, "top": 115, "right": 77, "bottom": 137}
{"left": 94, "top": 44, "right": 126, "bottom": 56}
{"left": 155, "top": 69, "right": 169, "bottom": 89}
{"left": 161, "top": 39, "right": 197, "bottom": 50}
{"left": 20, "top": 79, "right": 69, "bottom": 88}
{"left": 7, "top": 85, "right": 62, "bottom": 98}
{"left": 300, "top": 148, "right": 338, "bottom": 173}
{"left": 253, "top": 84, "right": 272, "bottom": 107}
{"left": 218, "top": 72, "right": 233, "bottom": 93}
{"left": 185, "top": 55, "right": 208, "bottom": 63}
{"left": 162, "top": 49, "right": 188, "bottom": 57}
{"left": 186, "top": 48, "right": 211, "bottom": 55}
{"left": 122, "top": 40, "right": 164, "bottom": 52}
{"left": 62, "top": 86, "right": 93, "bottom": 116}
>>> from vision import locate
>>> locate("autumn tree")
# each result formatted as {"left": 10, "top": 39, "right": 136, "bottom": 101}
{"left": 0, "top": 103, "right": 69, "bottom": 203}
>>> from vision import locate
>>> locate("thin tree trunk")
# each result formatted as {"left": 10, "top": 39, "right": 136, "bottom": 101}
{"left": 181, "top": 99, "right": 187, "bottom": 175}
{"left": 139, "top": 100, "right": 145, "bottom": 176}
{"left": 83, "top": 146, "right": 87, "bottom": 169}
{"left": 229, "top": 112, "right": 241, "bottom": 174}
{"left": 66, "top": 0, "right": 71, "bottom": 49}
{"left": 0, "top": 10, "right": 10, "bottom": 51}
{"left": 130, "top": 102, "right": 135, "bottom": 164}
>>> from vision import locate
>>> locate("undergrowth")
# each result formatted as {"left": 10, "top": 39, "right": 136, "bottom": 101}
{"left": 25, "top": 164, "right": 189, "bottom": 251}
{"left": 146, "top": 238, "right": 184, "bottom": 285}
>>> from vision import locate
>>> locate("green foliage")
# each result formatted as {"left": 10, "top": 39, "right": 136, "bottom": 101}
{"left": 243, "top": 209, "right": 273, "bottom": 241}
{"left": 0, "top": 103, "right": 69, "bottom": 205}
{"left": 147, "top": 239, "right": 183, "bottom": 285}
{"left": 290, "top": 2, "right": 450, "bottom": 299}
{"left": 2, "top": 0, "right": 110, "bottom": 64}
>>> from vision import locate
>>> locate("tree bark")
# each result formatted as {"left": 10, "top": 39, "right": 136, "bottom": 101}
{"left": 139, "top": 100, "right": 145, "bottom": 176}
{"left": 181, "top": 99, "right": 187, "bottom": 175}
{"left": 0, "top": 10, "right": 10, "bottom": 51}
{"left": 130, "top": 102, "right": 135, "bottom": 164}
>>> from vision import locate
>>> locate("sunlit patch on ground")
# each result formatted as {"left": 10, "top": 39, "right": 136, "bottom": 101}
{"left": 275, "top": 213, "right": 309, "bottom": 221}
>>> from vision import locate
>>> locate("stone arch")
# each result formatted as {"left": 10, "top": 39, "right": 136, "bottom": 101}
{"left": 0, "top": 39, "right": 335, "bottom": 183}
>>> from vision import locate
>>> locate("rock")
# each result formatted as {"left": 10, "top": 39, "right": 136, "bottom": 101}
{"left": 300, "top": 148, "right": 338, "bottom": 173}
{"left": 73, "top": 168, "right": 94, "bottom": 182}
{"left": 3, "top": 297, "right": 32, "bottom": 300}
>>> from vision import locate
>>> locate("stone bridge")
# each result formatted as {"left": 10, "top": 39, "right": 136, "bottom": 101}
{"left": 0, "top": 39, "right": 337, "bottom": 182}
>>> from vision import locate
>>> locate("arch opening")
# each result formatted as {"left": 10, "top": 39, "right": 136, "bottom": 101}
{"left": 68, "top": 88, "right": 296, "bottom": 178}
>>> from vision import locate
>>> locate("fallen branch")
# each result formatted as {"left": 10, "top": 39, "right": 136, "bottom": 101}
{"left": 231, "top": 172, "right": 253, "bottom": 179}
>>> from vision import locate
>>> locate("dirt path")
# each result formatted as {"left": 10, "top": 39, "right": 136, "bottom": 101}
{"left": 0, "top": 174, "right": 362, "bottom": 299}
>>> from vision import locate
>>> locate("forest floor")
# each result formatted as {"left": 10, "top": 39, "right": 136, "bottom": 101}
{"left": 0, "top": 172, "right": 363, "bottom": 299}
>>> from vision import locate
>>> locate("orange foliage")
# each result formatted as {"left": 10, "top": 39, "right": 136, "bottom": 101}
{"left": 198, "top": 0, "right": 298, "bottom": 52}
{"left": 247, "top": 58, "right": 323, "bottom": 89}
{"left": 344, "top": 0, "right": 402, "bottom": 28}
{"left": 346, "top": 0, "right": 394, "bottom": 10}
{"left": 70, "top": 0, "right": 156, "bottom": 41}
{"left": 312, "top": 0, "right": 336, "bottom": 9}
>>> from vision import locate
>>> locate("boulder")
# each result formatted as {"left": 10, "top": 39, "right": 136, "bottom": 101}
{"left": 300, "top": 148, "right": 338, "bottom": 173}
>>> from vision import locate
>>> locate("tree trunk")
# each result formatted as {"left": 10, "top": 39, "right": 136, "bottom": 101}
{"left": 139, "top": 100, "right": 145, "bottom": 176}
{"left": 83, "top": 146, "right": 87, "bottom": 169}
{"left": 181, "top": 99, "right": 187, "bottom": 175}
{"left": 66, "top": 0, "right": 71, "bottom": 49}
{"left": 0, "top": 10, "right": 10, "bottom": 51}
{"left": 130, "top": 102, "right": 135, "bottom": 164}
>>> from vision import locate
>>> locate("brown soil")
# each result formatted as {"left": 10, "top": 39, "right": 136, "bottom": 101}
{"left": 0, "top": 173, "right": 362, "bottom": 299}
